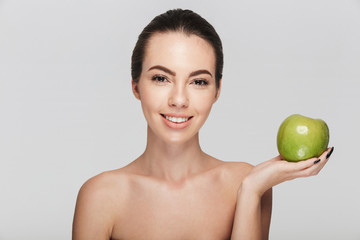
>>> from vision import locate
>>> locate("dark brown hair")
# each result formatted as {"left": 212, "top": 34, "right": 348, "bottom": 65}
{"left": 131, "top": 9, "right": 223, "bottom": 88}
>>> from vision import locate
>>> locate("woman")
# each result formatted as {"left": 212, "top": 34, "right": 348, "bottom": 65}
{"left": 72, "top": 9, "right": 333, "bottom": 240}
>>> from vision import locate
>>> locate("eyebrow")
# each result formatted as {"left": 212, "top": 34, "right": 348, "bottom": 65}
{"left": 148, "top": 65, "right": 176, "bottom": 76}
{"left": 189, "top": 69, "right": 212, "bottom": 78}
{"left": 148, "top": 65, "right": 213, "bottom": 78}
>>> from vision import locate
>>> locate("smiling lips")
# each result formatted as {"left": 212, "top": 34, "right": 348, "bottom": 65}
{"left": 160, "top": 114, "right": 193, "bottom": 129}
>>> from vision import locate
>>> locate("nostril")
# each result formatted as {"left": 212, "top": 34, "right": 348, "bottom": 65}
{"left": 168, "top": 90, "right": 189, "bottom": 108}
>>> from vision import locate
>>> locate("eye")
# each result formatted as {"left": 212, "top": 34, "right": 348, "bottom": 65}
{"left": 151, "top": 75, "right": 168, "bottom": 83}
{"left": 192, "top": 79, "right": 209, "bottom": 86}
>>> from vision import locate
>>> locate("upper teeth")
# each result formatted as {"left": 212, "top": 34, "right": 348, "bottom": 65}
{"left": 165, "top": 116, "right": 189, "bottom": 123}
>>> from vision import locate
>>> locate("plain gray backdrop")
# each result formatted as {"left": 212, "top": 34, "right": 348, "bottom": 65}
{"left": 1, "top": 0, "right": 359, "bottom": 239}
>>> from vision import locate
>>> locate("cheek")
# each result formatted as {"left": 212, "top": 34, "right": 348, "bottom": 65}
{"left": 139, "top": 86, "right": 167, "bottom": 115}
{"left": 191, "top": 92, "right": 216, "bottom": 116}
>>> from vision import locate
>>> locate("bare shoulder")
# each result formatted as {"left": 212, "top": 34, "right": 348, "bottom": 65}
{"left": 73, "top": 169, "right": 132, "bottom": 239}
{"left": 221, "top": 161, "right": 254, "bottom": 179}
{"left": 78, "top": 169, "right": 129, "bottom": 200}
{"left": 216, "top": 161, "right": 255, "bottom": 191}
{"left": 76, "top": 159, "right": 151, "bottom": 205}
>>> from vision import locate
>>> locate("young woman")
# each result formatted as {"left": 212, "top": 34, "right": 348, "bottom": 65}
{"left": 72, "top": 9, "right": 333, "bottom": 240}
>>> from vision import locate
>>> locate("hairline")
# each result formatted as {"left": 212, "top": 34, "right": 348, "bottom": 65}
{"left": 141, "top": 30, "right": 219, "bottom": 83}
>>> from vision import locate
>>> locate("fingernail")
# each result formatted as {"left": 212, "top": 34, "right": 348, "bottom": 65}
{"left": 326, "top": 147, "right": 334, "bottom": 159}
{"left": 314, "top": 159, "right": 321, "bottom": 164}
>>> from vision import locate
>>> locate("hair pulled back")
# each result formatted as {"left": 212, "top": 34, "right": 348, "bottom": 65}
{"left": 131, "top": 9, "right": 223, "bottom": 89}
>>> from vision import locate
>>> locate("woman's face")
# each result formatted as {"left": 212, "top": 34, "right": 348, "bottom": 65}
{"left": 133, "top": 32, "right": 221, "bottom": 144}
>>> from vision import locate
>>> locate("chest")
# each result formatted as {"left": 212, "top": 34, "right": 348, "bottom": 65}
{"left": 112, "top": 180, "right": 237, "bottom": 239}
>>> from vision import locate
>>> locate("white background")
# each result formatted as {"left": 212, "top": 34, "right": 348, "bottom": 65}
{"left": 1, "top": 0, "right": 359, "bottom": 239}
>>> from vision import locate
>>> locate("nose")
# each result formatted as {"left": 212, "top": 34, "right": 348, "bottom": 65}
{"left": 168, "top": 84, "right": 189, "bottom": 108}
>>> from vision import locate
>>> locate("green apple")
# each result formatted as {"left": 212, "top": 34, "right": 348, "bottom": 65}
{"left": 277, "top": 114, "right": 329, "bottom": 162}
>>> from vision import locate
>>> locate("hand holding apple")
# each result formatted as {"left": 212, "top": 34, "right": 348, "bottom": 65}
{"left": 239, "top": 114, "right": 333, "bottom": 198}
{"left": 241, "top": 147, "right": 333, "bottom": 197}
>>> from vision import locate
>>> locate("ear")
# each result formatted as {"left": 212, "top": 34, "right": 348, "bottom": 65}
{"left": 214, "top": 79, "right": 222, "bottom": 103}
{"left": 132, "top": 80, "right": 141, "bottom": 100}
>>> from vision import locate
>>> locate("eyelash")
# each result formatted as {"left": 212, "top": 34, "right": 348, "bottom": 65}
{"left": 151, "top": 75, "right": 209, "bottom": 87}
{"left": 192, "top": 79, "right": 208, "bottom": 86}
{"left": 151, "top": 75, "right": 168, "bottom": 83}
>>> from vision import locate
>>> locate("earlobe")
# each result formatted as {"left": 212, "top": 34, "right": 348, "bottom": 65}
{"left": 132, "top": 80, "right": 141, "bottom": 100}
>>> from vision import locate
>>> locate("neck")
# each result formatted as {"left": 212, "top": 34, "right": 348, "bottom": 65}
{"left": 139, "top": 126, "right": 208, "bottom": 182}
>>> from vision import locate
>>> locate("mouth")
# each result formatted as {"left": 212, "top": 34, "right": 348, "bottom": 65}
{"left": 160, "top": 114, "right": 193, "bottom": 124}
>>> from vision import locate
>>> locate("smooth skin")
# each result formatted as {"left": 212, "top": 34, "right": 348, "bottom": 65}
{"left": 72, "top": 32, "right": 332, "bottom": 240}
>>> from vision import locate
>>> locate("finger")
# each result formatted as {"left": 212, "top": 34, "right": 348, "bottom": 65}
{"left": 325, "top": 146, "right": 334, "bottom": 159}
{"left": 285, "top": 147, "right": 333, "bottom": 180}
{"left": 289, "top": 157, "right": 318, "bottom": 171}
{"left": 294, "top": 152, "right": 330, "bottom": 178}
{"left": 314, "top": 151, "right": 330, "bottom": 169}
{"left": 300, "top": 159, "right": 328, "bottom": 177}
{"left": 316, "top": 146, "right": 334, "bottom": 161}
{"left": 312, "top": 147, "right": 333, "bottom": 166}
{"left": 286, "top": 158, "right": 321, "bottom": 180}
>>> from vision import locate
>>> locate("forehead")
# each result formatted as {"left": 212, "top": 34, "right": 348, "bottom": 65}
{"left": 143, "top": 32, "right": 216, "bottom": 72}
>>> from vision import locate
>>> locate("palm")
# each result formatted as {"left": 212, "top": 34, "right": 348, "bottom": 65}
{"left": 245, "top": 147, "right": 332, "bottom": 196}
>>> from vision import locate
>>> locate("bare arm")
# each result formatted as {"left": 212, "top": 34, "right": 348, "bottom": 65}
{"left": 231, "top": 184, "right": 272, "bottom": 240}
{"left": 72, "top": 176, "right": 113, "bottom": 240}
{"left": 231, "top": 147, "right": 333, "bottom": 239}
